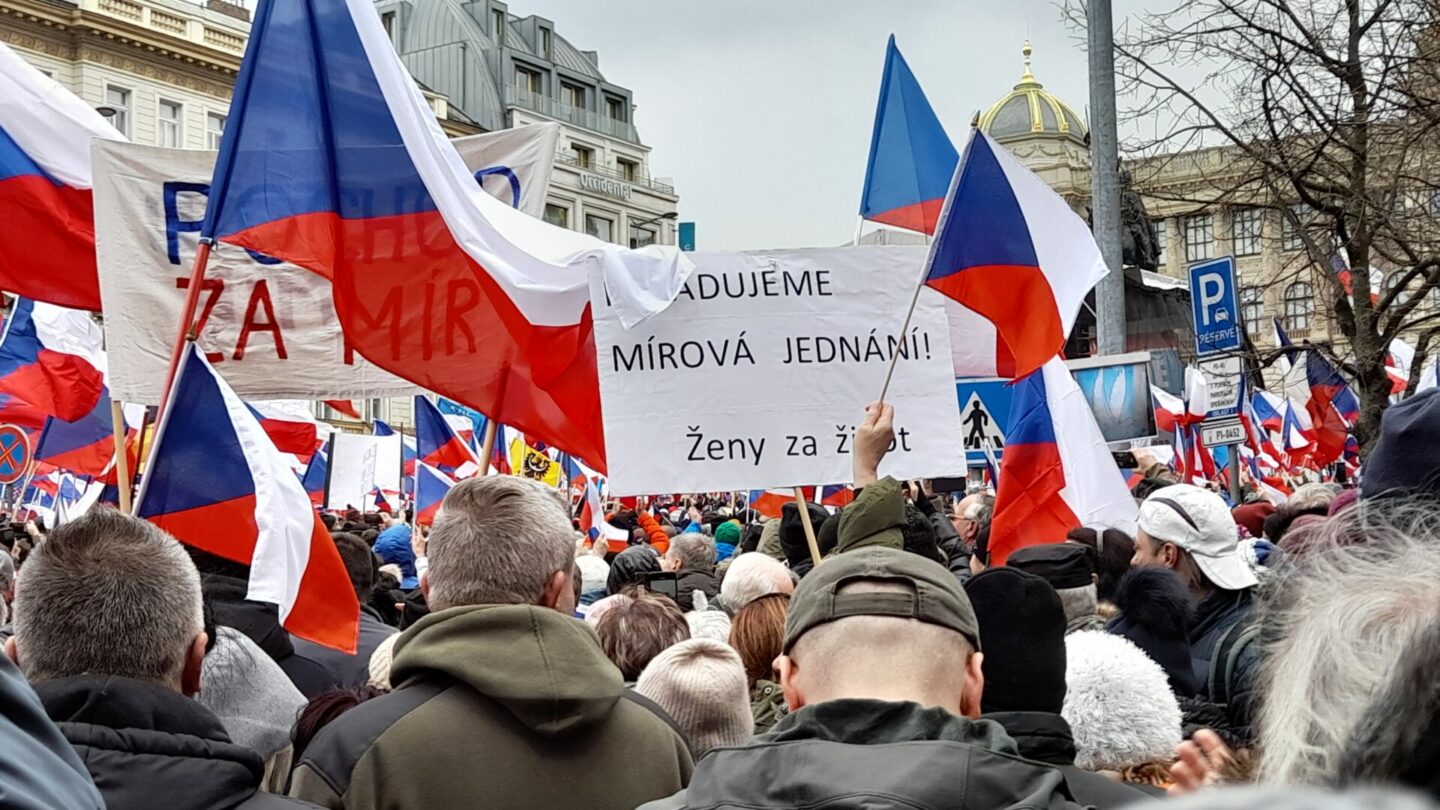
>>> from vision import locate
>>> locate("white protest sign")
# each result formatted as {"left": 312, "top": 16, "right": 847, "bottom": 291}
{"left": 591, "top": 246, "right": 967, "bottom": 495}
{"left": 92, "top": 123, "right": 562, "bottom": 405}
{"left": 325, "top": 432, "right": 402, "bottom": 512}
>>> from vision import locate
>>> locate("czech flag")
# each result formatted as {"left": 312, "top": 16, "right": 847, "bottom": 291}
{"left": 580, "top": 479, "right": 627, "bottom": 551}
{"left": 414, "top": 462, "right": 455, "bottom": 526}
{"left": 924, "top": 130, "right": 1109, "bottom": 379}
{"left": 858, "top": 35, "right": 958, "bottom": 235}
{"left": 33, "top": 387, "right": 134, "bottom": 478}
{"left": 247, "top": 400, "right": 322, "bottom": 459}
{"left": 1283, "top": 349, "right": 1351, "bottom": 466}
{"left": 198, "top": 0, "right": 689, "bottom": 471}
{"left": 415, "top": 395, "right": 478, "bottom": 475}
{"left": 1251, "top": 389, "right": 1286, "bottom": 433}
{"left": 300, "top": 447, "right": 327, "bottom": 507}
{"left": 0, "top": 43, "right": 124, "bottom": 311}
{"left": 323, "top": 400, "right": 360, "bottom": 420}
{"left": 370, "top": 486, "right": 392, "bottom": 515}
{"left": 0, "top": 298, "right": 106, "bottom": 423}
{"left": 747, "top": 489, "right": 795, "bottom": 520}
{"left": 820, "top": 484, "right": 855, "bottom": 509}
{"left": 136, "top": 343, "right": 358, "bottom": 653}
{"left": 1385, "top": 338, "right": 1414, "bottom": 396}
{"left": 988, "top": 358, "right": 1137, "bottom": 566}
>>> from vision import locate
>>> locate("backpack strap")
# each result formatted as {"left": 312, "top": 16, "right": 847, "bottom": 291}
{"left": 1208, "top": 620, "right": 1260, "bottom": 706}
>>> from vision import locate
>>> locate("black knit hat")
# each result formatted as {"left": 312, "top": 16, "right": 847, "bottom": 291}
{"left": 1362, "top": 389, "right": 1440, "bottom": 500}
{"left": 779, "top": 502, "right": 830, "bottom": 568}
{"left": 1007, "top": 542, "right": 1096, "bottom": 590}
{"left": 964, "top": 567, "right": 1066, "bottom": 714}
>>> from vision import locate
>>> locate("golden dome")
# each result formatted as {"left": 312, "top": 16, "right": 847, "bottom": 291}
{"left": 978, "top": 41, "right": 1088, "bottom": 145}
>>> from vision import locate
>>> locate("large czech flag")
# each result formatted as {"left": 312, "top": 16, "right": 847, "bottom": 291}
{"left": 0, "top": 297, "right": 106, "bottom": 423}
{"left": 988, "top": 358, "right": 1137, "bottom": 566}
{"left": 198, "top": 0, "right": 690, "bottom": 471}
{"left": 415, "top": 395, "right": 478, "bottom": 476}
{"left": 0, "top": 43, "right": 124, "bottom": 311}
{"left": 924, "top": 130, "right": 1108, "bottom": 379}
{"left": 136, "top": 344, "right": 358, "bottom": 653}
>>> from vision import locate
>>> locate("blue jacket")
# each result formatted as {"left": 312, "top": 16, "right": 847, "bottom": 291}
{"left": 374, "top": 525, "right": 418, "bottom": 589}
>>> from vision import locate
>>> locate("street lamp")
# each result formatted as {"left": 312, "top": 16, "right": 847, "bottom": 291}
{"left": 629, "top": 210, "right": 678, "bottom": 248}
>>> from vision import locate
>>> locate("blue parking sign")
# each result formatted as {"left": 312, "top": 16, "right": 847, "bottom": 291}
{"left": 1189, "top": 257, "right": 1241, "bottom": 355}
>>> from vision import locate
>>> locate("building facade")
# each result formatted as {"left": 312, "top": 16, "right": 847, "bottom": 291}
{"left": 2, "top": 0, "right": 681, "bottom": 433}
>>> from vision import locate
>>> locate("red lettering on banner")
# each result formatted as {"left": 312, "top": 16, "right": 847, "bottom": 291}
{"left": 344, "top": 285, "right": 403, "bottom": 362}
{"left": 446, "top": 278, "right": 479, "bottom": 355}
{"left": 234, "top": 279, "right": 288, "bottom": 361}
{"left": 421, "top": 282, "right": 436, "bottom": 361}
{"left": 176, "top": 276, "right": 226, "bottom": 363}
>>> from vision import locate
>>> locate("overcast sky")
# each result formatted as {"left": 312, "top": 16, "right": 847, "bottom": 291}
{"left": 508, "top": 0, "right": 1155, "bottom": 251}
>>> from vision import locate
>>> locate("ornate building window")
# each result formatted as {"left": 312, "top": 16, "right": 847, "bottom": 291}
{"left": 1284, "top": 282, "right": 1314, "bottom": 332}
{"left": 1185, "top": 214, "right": 1214, "bottom": 262}
{"left": 1241, "top": 286, "right": 1265, "bottom": 330}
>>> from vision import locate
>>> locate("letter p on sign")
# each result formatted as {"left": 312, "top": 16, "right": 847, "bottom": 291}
{"left": 1199, "top": 273, "right": 1225, "bottom": 326}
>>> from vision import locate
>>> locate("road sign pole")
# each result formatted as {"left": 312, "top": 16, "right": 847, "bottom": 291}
{"left": 1228, "top": 447, "right": 1241, "bottom": 504}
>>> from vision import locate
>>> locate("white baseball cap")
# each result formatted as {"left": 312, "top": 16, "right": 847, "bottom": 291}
{"left": 1137, "top": 484, "right": 1258, "bottom": 591}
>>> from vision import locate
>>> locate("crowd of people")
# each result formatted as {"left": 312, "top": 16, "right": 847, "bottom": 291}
{"left": 0, "top": 392, "right": 1439, "bottom": 809}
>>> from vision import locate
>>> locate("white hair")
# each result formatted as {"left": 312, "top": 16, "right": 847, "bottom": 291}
{"left": 667, "top": 533, "right": 716, "bottom": 572}
{"left": 1258, "top": 500, "right": 1440, "bottom": 786}
{"left": 426, "top": 476, "right": 573, "bottom": 611}
{"left": 720, "top": 552, "right": 792, "bottom": 611}
{"left": 14, "top": 510, "right": 202, "bottom": 686}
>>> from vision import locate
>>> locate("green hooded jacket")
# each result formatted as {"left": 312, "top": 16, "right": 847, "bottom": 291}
{"left": 289, "top": 604, "right": 693, "bottom": 810}
{"left": 835, "top": 476, "right": 905, "bottom": 553}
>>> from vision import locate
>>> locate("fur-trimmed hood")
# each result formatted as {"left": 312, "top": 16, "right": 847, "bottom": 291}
{"left": 1108, "top": 567, "right": 1199, "bottom": 695}
{"left": 1063, "top": 630, "right": 1182, "bottom": 771}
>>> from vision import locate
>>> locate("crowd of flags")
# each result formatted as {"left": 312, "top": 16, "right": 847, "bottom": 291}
{"left": 0, "top": 7, "right": 1420, "bottom": 654}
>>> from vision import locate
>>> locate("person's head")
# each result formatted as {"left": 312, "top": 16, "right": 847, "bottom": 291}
{"left": 422, "top": 476, "right": 575, "bottom": 614}
{"left": 1289, "top": 482, "right": 1338, "bottom": 513}
{"left": 951, "top": 493, "right": 994, "bottom": 546}
{"left": 635, "top": 638, "right": 753, "bottom": 755}
{"left": 1066, "top": 527, "right": 1136, "bottom": 604}
{"left": 778, "top": 502, "right": 830, "bottom": 569}
{"left": 595, "top": 589, "right": 690, "bottom": 681}
{"left": 1231, "top": 502, "right": 1277, "bottom": 540}
{"left": 1258, "top": 500, "right": 1440, "bottom": 788}
{"left": 728, "top": 592, "right": 790, "bottom": 688}
{"left": 719, "top": 552, "right": 794, "bottom": 611}
{"left": 1007, "top": 542, "right": 1098, "bottom": 628}
{"left": 665, "top": 532, "right": 716, "bottom": 574}
{"left": 963, "top": 567, "right": 1066, "bottom": 714}
{"left": 900, "top": 505, "right": 945, "bottom": 564}
{"left": 291, "top": 685, "right": 388, "bottom": 764}
{"left": 607, "top": 544, "right": 661, "bottom": 595}
{"left": 1062, "top": 630, "right": 1182, "bottom": 772}
{"left": 9, "top": 510, "right": 206, "bottom": 695}
{"left": 331, "top": 532, "right": 377, "bottom": 604}
{"left": 1133, "top": 484, "right": 1256, "bottom": 596}
{"left": 777, "top": 547, "right": 984, "bottom": 718}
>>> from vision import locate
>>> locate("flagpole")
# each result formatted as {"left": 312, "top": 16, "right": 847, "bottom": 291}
{"left": 156, "top": 239, "right": 214, "bottom": 420}
{"left": 793, "top": 487, "right": 822, "bottom": 567}
{"left": 478, "top": 420, "right": 499, "bottom": 476}
{"left": 110, "top": 399, "right": 131, "bottom": 513}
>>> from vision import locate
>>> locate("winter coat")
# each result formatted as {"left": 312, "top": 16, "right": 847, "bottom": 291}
{"left": 749, "top": 679, "right": 786, "bottom": 734}
{"left": 675, "top": 569, "right": 721, "bottom": 612}
{"left": 203, "top": 573, "right": 343, "bottom": 698}
{"left": 34, "top": 675, "right": 311, "bottom": 810}
{"left": 636, "top": 512, "right": 671, "bottom": 555}
{"left": 0, "top": 655, "right": 103, "bottom": 809}
{"left": 640, "top": 699, "right": 1083, "bottom": 810}
{"left": 371, "top": 526, "right": 417, "bottom": 589}
{"left": 1190, "top": 587, "right": 1261, "bottom": 740}
{"left": 1108, "top": 567, "right": 1199, "bottom": 696}
{"left": 607, "top": 544, "right": 661, "bottom": 594}
{"left": 199, "top": 626, "right": 307, "bottom": 762}
{"left": 984, "top": 711, "right": 1153, "bottom": 808}
{"left": 292, "top": 605, "right": 399, "bottom": 689}
{"left": 836, "top": 477, "right": 906, "bottom": 553}
{"left": 289, "top": 604, "right": 693, "bottom": 810}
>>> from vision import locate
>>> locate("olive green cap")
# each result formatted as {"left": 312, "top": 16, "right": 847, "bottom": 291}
{"left": 781, "top": 546, "right": 981, "bottom": 653}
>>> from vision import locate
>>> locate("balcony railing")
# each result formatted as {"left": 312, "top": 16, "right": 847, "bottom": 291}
{"left": 83, "top": 0, "right": 249, "bottom": 56}
{"left": 505, "top": 85, "right": 640, "bottom": 145}
{"left": 555, "top": 153, "right": 674, "bottom": 195}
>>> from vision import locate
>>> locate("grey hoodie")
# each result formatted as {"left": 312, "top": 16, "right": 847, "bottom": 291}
{"left": 289, "top": 604, "right": 692, "bottom": 810}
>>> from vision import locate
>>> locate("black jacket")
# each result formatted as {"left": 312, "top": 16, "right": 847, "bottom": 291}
{"left": 0, "top": 656, "right": 102, "bottom": 809}
{"left": 1190, "top": 587, "right": 1260, "bottom": 739}
{"left": 291, "top": 605, "right": 397, "bottom": 688}
{"left": 984, "top": 711, "right": 1152, "bottom": 808}
{"left": 674, "top": 569, "right": 720, "bottom": 612}
{"left": 203, "top": 573, "right": 340, "bottom": 697}
{"left": 641, "top": 699, "right": 1084, "bottom": 810}
{"left": 34, "top": 675, "right": 313, "bottom": 810}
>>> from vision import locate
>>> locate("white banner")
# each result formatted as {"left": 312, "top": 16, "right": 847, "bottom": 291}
{"left": 325, "top": 432, "right": 402, "bottom": 512}
{"left": 93, "top": 123, "right": 562, "bottom": 405}
{"left": 591, "top": 246, "right": 967, "bottom": 495}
